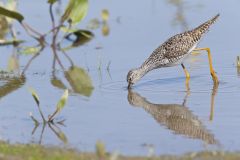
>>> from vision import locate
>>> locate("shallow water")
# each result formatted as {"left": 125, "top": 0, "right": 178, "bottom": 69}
{"left": 0, "top": 0, "right": 240, "bottom": 156}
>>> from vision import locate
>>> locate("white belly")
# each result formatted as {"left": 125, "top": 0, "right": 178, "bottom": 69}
{"left": 165, "top": 43, "right": 198, "bottom": 67}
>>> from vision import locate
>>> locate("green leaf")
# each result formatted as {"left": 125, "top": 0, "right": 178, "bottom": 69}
{"left": 28, "top": 87, "right": 40, "bottom": 106}
{"left": 5, "top": 0, "right": 18, "bottom": 24}
{"left": 51, "top": 77, "right": 67, "bottom": 90}
{"left": 7, "top": 54, "right": 19, "bottom": 72}
{"left": 0, "top": 6, "right": 24, "bottom": 22}
{"left": 48, "top": 0, "right": 58, "bottom": 4}
{"left": 49, "top": 124, "right": 68, "bottom": 144}
{"left": 61, "top": 26, "right": 80, "bottom": 34}
{"left": 56, "top": 89, "right": 68, "bottom": 112}
{"left": 29, "top": 112, "right": 39, "bottom": 125}
{"left": 61, "top": 0, "right": 88, "bottom": 25}
{"left": 0, "top": 75, "right": 26, "bottom": 99}
{"left": 64, "top": 29, "right": 94, "bottom": 47}
{"left": 0, "top": 15, "right": 9, "bottom": 39}
{"left": 19, "top": 46, "right": 41, "bottom": 55}
{"left": 102, "top": 23, "right": 110, "bottom": 36}
{"left": 0, "top": 39, "right": 24, "bottom": 46}
{"left": 101, "top": 9, "right": 109, "bottom": 22}
{"left": 65, "top": 66, "right": 94, "bottom": 97}
{"left": 56, "top": 131, "right": 68, "bottom": 144}
{"left": 48, "top": 90, "right": 68, "bottom": 122}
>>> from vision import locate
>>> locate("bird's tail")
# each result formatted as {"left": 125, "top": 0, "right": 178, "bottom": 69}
{"left": 193, "top": 14, "right": 220, "bottom": 35}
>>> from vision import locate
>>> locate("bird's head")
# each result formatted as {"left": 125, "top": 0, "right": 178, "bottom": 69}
{"left": 127, "top": 68, "right": 143, "bottom": 88}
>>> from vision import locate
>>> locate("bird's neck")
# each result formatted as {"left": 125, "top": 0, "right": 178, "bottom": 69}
{"left": 140, "top": 62, "right": 154, "bottom": 75}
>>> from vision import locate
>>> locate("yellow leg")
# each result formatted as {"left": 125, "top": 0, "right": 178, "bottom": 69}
{"left": 181, "top": 63, "right": 190, "bottom": 78}
{"left": 181, "top": 63, "right": 190, "bottom": 88}
{"left": 193, "top": 48, "right": 219, "bottom": 84}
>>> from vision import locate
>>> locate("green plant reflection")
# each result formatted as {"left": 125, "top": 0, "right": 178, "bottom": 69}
{"left": 0, "top": 74, "right": 25, "bottom": 99}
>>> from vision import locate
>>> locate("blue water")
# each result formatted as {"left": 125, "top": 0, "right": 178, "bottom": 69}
{"left": 0, "top": 0, "right": 240, "bottom": 156}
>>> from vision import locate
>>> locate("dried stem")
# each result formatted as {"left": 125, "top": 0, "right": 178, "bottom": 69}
{"left": 21, "top": 46, "right": 44, "bottom": 75}
{"left": 39, "top": 123, "right": 46, "bottom": 144}
{"left": 51, "top": 45, "right": 65, "bottom": 70}
{"left": 31, "top": 122, "right": 39, "bottom": 135}
{"left": 48, "top": 108, "right": 58, "bottom": 122}
{"left": 30, "top": 113, "right": 39, "bottom": 126}
{"left": 21, "top": 22, "right": 42, "bottom": 37}
{"left": 62, "top": 50, "right": 74, "bottom": 66}
{"left": 36, "top": 103, "right": 47, "bottom": 123}
{"left": 49, "top": 3, "right": 56, "bottom": 34}
{"left": 43, "top": 24, "right": 64, "bottom": 37}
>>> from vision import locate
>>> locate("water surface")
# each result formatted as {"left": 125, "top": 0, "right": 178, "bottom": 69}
{"left": 0, "top": 0, "right": 240, "bottom": 156}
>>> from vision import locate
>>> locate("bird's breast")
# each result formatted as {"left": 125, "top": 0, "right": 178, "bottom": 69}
{"left": 165, "top": 43, "right": 198, "bottom": 67}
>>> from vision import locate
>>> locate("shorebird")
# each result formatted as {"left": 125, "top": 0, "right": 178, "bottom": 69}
{"left": 127, "top": 14, "right": 220, "bottom": 88}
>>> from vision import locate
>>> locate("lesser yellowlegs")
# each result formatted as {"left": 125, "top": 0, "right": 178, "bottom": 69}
{"left": 127, "top": 14, "right": 220, "bottom": 88}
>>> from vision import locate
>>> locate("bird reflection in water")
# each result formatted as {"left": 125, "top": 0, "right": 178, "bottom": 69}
{"left": 127, "top": 84, "right": 219, "bottom": 145}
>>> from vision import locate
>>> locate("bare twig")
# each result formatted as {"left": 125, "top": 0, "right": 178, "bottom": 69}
{"left": 21, "top": 22, "right": 42, "bottom": 37}
{"left": 51, "top": 46, "right": 65, "bottom": 70}
{"left": 21, "top": 22, "right": 46, "bottom": 46}
{"left": 31, "top": 123, "right": 39, "bottom": 135}
{"left": 49, "top": 3, "right": 56, "bottom": 34}
{"left": 29, "top": 112, "right": 40, "bottom": 126}
{"left": 48, "top": 123, "right": 67, "bottom": 143}
{"left": 10, "top": 25, "right": 17, "bottom": 39}
{"left": 35, "top": 103, "right": 46, "bottom": 123}
{"left": 58, "top": 22, "right": 72, "bottom": 45}
{"left": 43, "top": 24, "right": 64, "bottom": 37}
{"left": 21, "top": 53, "right": 40, "bottom": 75}
{"left": 50, "top": 10, "right": 66, "bottom": 71}
{"left": 39, "top": 123, "right": 46, "bottom": 144}
{"left": 62, "top": 50, "right": 74, "bottom": 66}
{"left": 21, "top": 46, "right": 44, "bottom": 75}
{"left": 52, "top": 56, "right": 57, "bottom": 71}
{"left": 48, "top": 108, "right": 58, "bottom": 122}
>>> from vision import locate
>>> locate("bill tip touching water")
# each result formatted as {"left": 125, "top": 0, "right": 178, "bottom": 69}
{"left": 127, "top": 14, "right": 220, "bottom": 88}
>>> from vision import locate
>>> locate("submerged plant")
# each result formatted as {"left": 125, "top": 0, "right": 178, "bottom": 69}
{"left": 28, "top": 88, "right": 69, "bottom": 144}
{"left": 0, "top": 0, "right": 95, "bottom": 97}
{"left": 0, "top": 0, "right": 92, "bottom": 68}
{"left": 29, "top": 88, "right": 68, "bottom": 123}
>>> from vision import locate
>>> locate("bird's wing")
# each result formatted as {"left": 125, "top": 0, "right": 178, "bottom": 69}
{"left": 141, "top": 32, "right": 196, "bottom": 69}
{"left": 163, "top": 33, "right": 195, "bottom": 61}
